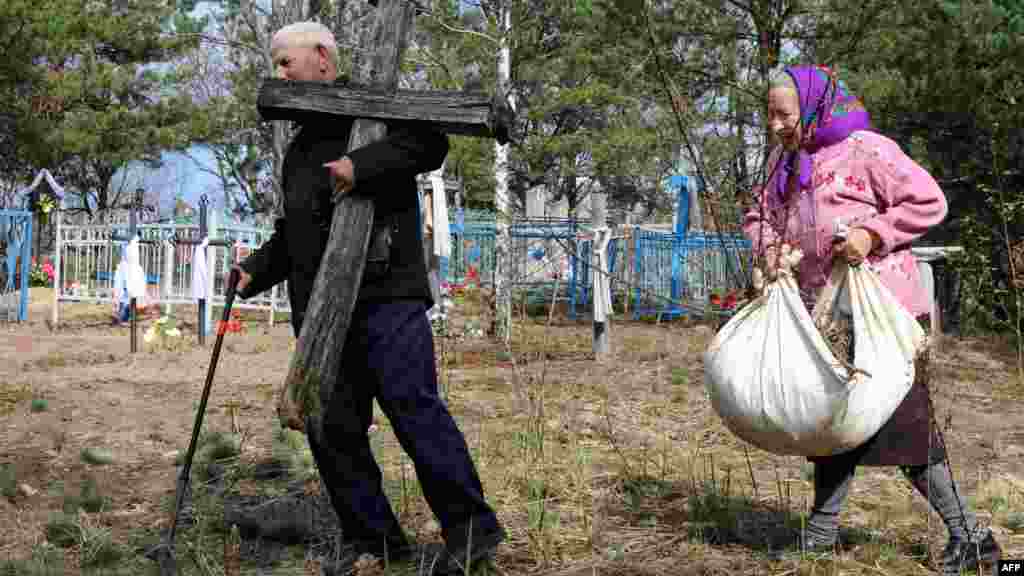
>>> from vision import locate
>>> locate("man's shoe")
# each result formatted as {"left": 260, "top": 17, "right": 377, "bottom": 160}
{"left": 439, "top": 526, "right": 505, "bottom": 575}
{"left": 942, "top": 529, "right": 1001, "bottom": 575}
{"left": 798, "top": 531, "right": 837, "bottom": 555}
{"left": 319, "top": 540, "right": 416, "bottom": 575}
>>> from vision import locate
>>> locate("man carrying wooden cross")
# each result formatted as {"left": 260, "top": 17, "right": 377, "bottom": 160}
{"left": 233, "top": 21, "right": 505, "bottom": 574}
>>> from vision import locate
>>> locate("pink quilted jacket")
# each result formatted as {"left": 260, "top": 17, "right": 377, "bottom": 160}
{"left": 743, "top": 131, "right": 948, "bottom": 318}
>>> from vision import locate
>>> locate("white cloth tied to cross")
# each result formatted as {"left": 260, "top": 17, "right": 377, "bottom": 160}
{"left": 125, "top": 237, "right": 146, "bottom": 300}
{"left": 591, "top": 226, "right": 614, "bottom": 323}
{"left": 429, "top": 169, "right": 450, "bottom": 260}
{"left": 191, "top": 237, "right": 209, "bottom": 301}
{"left": 703, "top": 256, "right": 927, "bottom": 458}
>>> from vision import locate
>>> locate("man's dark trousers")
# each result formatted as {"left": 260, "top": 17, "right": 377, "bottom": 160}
{"left": 305, "top": 300, "right": 501, "bottom": 556}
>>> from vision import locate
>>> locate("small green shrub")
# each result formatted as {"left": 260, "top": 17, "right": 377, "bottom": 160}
{"left": 0, "top": 464, "right": 16, "bottom": 499}
{"left": 0, "top": 544, "right": 65, "bottom": 575}
{"left": 80, "top": 447, "right": 114, "bottom": 466}
{"left": 670, "top": 367, "right": 689, "bottom": 387}
{"left": 77, "top": 475, "right": 109, "bottom": 513}
{"left": 197, "top": 430, "right": 242, "bottom": 463}
{"left": 272, "top": 428, "right": 317, "bottom": 480}
{"left": 45, "top": 512, "right": 80, "bottom": 548}
{"left": 1006, "top": 511, "right": 1024, "bottom": 533}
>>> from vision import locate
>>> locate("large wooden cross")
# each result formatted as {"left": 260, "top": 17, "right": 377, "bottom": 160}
{"left": 272, "top": 0, "right": 511, "bottom": 435}
{"left": 258, "top": 80, "right": 514, "bottom": 145}
{"left": 274, "top": 0, "right": 416, "bottom": 434}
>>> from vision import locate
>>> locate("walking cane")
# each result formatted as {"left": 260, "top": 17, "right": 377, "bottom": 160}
{"left": 146, "top": 267, "right": 241, "bottom": 575}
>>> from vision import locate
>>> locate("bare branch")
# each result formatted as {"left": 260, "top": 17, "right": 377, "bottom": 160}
{"left": 167, "top": 32, "right": 263, "bottom": 54}
{"left": 427, "top": 15, "right": 500, "bottom": 46}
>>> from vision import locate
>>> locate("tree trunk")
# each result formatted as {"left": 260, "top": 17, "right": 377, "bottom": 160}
{"left": 491, "top": 0, "right": 514, "bottom": 344}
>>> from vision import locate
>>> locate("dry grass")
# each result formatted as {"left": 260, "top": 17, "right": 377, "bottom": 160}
{"left": 2, "top": 290, "right": 1023, "bottom": 575}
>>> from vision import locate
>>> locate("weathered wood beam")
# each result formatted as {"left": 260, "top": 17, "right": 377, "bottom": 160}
{"left": 278, "top": 0, "right": 415, "bottom": 435}
{"left": 257, "top": 79, "right": 514, "bottom": 144}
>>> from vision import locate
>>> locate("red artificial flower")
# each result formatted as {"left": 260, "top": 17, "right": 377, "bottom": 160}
{"left": 217, "top": 320, "right": 243, "bottom": 334}
{"left": 723, "top": 292, "right": 737, "bottom": 310}
{"left": 709, "top": 293, "right": 722, "bottom": 307}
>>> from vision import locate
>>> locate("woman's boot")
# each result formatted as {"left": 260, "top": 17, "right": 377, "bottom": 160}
{"left": 901, "top": 462, "right": 1002, "bottom": 574}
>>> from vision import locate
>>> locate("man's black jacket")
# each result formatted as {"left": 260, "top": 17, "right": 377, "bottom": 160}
{"left": 237, "top": 119, "right": 448, "bottom": 336}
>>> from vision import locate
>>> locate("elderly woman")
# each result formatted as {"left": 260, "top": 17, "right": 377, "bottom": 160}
{"left": 743, "top": 65, "right": 1001, "bottom": 572}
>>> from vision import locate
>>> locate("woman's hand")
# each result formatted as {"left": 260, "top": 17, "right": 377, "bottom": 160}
{"left": 834, "top": 228, "right": 879, "bottom": 264}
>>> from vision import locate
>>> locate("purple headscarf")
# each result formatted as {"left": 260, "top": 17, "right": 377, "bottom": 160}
{"left": 768, "top": 65, "right": 873, "bottom": 210}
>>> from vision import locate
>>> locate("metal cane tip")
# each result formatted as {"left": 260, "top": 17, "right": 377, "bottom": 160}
{"left": 144, "top": 542, "right": 178, "bottom": 575}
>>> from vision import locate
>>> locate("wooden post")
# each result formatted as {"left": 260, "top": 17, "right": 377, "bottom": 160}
{"left": 205, "top": 207, "right": 217, "bottom": 340}
{"left": 279, "top": 0, "right": 417, "bottom": 433}
{"left": 268, "top": 286, "right": 276, "bottom": 329}
{"left": 592, "top": 192, "right": 610, "bottom": 359}
{"left": 162, "top": 239, "right": 174, "bottom": 317}
{"left": 128, "top": 190, "right": 142, "bottom": 354}
{"left": 197, "top": 196, "right": 208, "bottom": 346}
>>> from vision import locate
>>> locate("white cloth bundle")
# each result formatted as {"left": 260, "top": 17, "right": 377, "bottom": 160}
{"left": 704, "top": 258, "right": 927, "bottom": 457}
{"left": 191, "top": 237, "right": 209, "bottom": 300}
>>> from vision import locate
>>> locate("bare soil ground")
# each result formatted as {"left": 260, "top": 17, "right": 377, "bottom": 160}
{"left": 1, "top": 288, "right": 1022, "bottom": 575}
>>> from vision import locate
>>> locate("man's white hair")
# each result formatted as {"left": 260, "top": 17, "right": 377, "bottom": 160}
{"left": 271, "top": 21, "right": 339, "bottom": 68}
{"left": 768, "top": 68, "right": 797, "bottom": 93}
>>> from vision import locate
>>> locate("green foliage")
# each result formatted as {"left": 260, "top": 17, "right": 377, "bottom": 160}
{"left": 948, "top": 187, "right": 1024, "bottom": 336}
{"left": 414, "top": 0, "right": 679, "bottom": 215}
{"left": 0, "top": 0, "right": 214, "bottom": 212}
{"left": 826, "top": 0, "right": 1023, "bottom": 180}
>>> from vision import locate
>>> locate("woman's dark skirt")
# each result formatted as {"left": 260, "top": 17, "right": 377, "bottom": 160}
{"left": 810, "top": 316, "right": 946, "bottom": 467}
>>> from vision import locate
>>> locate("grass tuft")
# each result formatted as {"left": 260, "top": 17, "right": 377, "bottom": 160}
{"left": 0, "top": 463, "right": 16, "bottom": 499}
{"left": 80, "top": 447, "right": 115, "bottom": 466}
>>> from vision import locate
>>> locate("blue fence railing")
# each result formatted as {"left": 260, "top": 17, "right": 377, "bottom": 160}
{"left": 1, "top": 209, "right": 34, "bottom": 322}
{"left": 447, "top": 213, "right": 752, "bottom": 320}
{"left": 628, "top": 229, "right": 751, "bottom": 319}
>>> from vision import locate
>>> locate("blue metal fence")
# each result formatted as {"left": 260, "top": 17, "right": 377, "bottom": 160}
{"left": 1, "top": 210, "right": 34, "bottom": 322}
{"left": 449, "top": 215, "right": 583, "bottom": 312}
{"left": 628, "top": 228, "right": 751, "bottom": 319}
{"left": 446, "top": 209, "right": 752, "bottom": 320}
